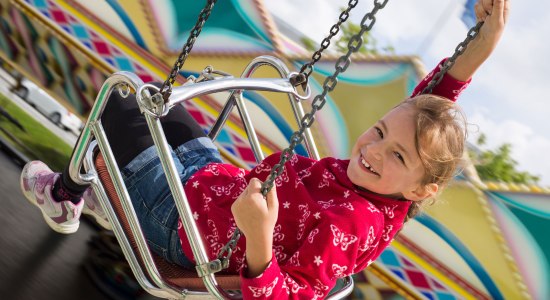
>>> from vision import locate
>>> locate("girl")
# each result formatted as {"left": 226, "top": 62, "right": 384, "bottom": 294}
{"left": 21, "top": 0, "right": 508, "bottom": 298}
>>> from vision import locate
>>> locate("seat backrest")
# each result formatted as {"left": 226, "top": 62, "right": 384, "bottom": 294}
{"left": 95, "top": 152, "right": 241, "bottom": 291}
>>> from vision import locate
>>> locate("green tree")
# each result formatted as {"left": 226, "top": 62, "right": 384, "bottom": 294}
{"left": 300, "top": 37, "right": 317, "bottom": 52}
{"left": 470, "top": 133, "right": 540, "bottom": 184}
{"left": 335, "top": 20, "right": 394, "bottom": 55}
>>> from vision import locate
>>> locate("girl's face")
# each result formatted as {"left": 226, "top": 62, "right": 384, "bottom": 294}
{"left": 347, "top": 105, "right": 433, "bottom": 201}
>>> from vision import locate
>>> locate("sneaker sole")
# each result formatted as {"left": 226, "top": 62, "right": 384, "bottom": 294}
{"left": 20, "top": 164, "right": 80, "bottom": 234}
{"left": 82, "top": 206, "right": 113, "bottom": 230}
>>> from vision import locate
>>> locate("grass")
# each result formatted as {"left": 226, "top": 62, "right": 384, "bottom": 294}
{"left": 0, "top": 93, "right": 72, "bottom": 171}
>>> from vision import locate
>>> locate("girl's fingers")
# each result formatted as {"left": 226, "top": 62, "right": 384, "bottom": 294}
{"left": 266, "top": 185, "right": 278, "bottom": 211}
{"left": 474, "top": 2, "right": 488, "bottom": 21}
{"left": 496, "top": 0, "right": 510, "bottom": 24}
{"left": 481, "top": 0, "right": 494, "bottom": 15}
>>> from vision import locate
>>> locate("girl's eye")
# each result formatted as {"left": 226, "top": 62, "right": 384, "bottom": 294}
{"left": 375, "top": 127, "right": 383, "bottom": 138}
{"left": 394, "top": 152, "right": 405, "bottom": 164}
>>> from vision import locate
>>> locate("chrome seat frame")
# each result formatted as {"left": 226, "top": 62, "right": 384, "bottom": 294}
{"left": 72, "top": 56, "right": 354, "bottom": 299}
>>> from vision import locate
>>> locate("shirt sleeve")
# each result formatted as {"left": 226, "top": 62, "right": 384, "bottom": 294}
{"left": 411, "top": 58, "right": 472, "bottom": 102}
{"left": 239, "top": 207, "right": 383, "bottom": 299}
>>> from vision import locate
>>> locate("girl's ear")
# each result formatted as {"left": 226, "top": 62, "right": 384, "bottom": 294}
{"left": 404, "top": 183, "right": 439, "bottom": 202}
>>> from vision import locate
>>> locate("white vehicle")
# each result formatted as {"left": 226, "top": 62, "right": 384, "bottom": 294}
{"left": 13, "top": 79, "right": 83, "bottom": 135}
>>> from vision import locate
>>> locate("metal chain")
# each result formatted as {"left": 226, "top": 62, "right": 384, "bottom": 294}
{"left": 261, "top": 0, "right": 389, "bottom": 196}
{"left": 216, "top": 0, "right": 390, "bottom": 269}
{"left": 421, "top": 21, "right": 483, "bottom": 94}
{"left": 158, "top": 0, "right": 217, "bottom": 103}
{"left": 293, "top": 0, "right": 360, "bottom": 87}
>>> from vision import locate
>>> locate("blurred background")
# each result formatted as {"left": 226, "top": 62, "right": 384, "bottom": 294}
{"left": 0, "top": 0, "right": 548, "bottom": 299}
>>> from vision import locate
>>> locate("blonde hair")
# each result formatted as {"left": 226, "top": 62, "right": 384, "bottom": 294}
{"left": 399, "top": 94, "right": 467, "bottom": 223}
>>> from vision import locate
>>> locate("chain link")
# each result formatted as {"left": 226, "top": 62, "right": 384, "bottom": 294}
{"left": 421, "top": 21, "right": 483, "bottom": 95}
{"left": 217, "top": 2, "right": 482, "bottom": 272}
{"left": 261, "top": 2, "right": 387, "bottom": 196}
{"left": 158, "top": 0, "right": 217, "bottom": 103}
{"left": 297, "top": 0, "right": 360, "bottom": 85}
{"left": 218, "top": 1, "right": 389, "bottom": 267}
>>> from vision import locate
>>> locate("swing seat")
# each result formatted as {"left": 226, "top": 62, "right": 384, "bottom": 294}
{"left": 72, "top": 56, "right": 353, "bottom": 298}
{"left": 95, "top": 152, "right": 241, "bottom": 291}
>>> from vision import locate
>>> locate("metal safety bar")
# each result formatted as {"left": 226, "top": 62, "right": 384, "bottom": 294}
{"left": 68, "top": 56, "right": 352, "bottom": 299}
{"left": 207, "top": 55, "right": 319, "bottom": 162}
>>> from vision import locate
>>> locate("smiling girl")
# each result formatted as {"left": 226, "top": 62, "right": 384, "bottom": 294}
{"left": 21, "top": 0, "right": 508, "bottom": 298}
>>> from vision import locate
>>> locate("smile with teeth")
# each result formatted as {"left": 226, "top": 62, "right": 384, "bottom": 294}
{"left": 361, "top": 156, "right": 379, "bottom": 175}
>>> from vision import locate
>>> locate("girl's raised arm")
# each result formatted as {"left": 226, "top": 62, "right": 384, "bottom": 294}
{"left": 448, "top": 0, "right": 509, "bottom": 81}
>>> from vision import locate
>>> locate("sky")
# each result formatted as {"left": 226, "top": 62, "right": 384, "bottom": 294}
{"left": 264, "top": 0, "right": 550, "bottom": 186}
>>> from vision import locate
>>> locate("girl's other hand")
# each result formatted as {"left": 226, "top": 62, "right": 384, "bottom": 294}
{"left": 231, "top": 178, "right": 279, "bottom": 241}
{"left": 231, "top": 178, "right": 278, "bottom": 277}
{"left": 474, "top": 0, "right": 510, "bottom": 53}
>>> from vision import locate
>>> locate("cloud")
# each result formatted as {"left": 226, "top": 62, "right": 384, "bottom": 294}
{"left": 265, "top": 0, "right": 550, "bottom": 185}
{"left": 264, "top": 0, "right": 342, "bottom": 42}
{"left": 468, "top": 110, "right": 550, "bottom": 186}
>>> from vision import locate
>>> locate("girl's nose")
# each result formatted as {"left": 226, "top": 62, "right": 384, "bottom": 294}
{"left": 369, "top": 142, "right": 383, "bottom": 161}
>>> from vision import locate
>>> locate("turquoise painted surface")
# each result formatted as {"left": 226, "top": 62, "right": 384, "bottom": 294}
{"left": 505, "top": 203, "right": 550, "bottom": 299}
{"left": 171, "top": 0, "right": 262, "bottom": 44}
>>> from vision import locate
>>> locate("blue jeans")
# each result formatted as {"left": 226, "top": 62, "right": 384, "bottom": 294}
{"left": 121, "top": 137, "right": 223, "bottom": 268}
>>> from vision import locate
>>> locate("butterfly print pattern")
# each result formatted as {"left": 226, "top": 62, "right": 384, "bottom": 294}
{"left": 275, "top": 169, "right": 289, "bottom": 187}
{"left": 284, "top": 274, "right": 306, "bottom": 294}
{"left": 281, "top": 280, "right": 290, "bottom": 295}
{"left": 254, "top": 162, "right": 271, "bottom": 174}
{"left": 307, "top": 228, "right": 319, "bottom": 244}
{"left": 382, "top": 224, "right": 394, "bottom": 242}
{"left": 296, "top": 204, "right": 310, "bottom": 240}
{"left": 381, "top": 204, "right": 397, "bottom": 219}
{"left": 226, "top": 218, "right": 238, "bottom": 239}
{"left": 339, "top": 202, "right": 354, "bottom": 211}
{"left": 205, "top": 220, "right": 223, "bottom": 256}
{"left": 317, "top": 199, "right": 334, "bottom": 210}
{"left": 289, "top": 154, "right": 299, "bottom": 166}
{"left": 236, "top": 168, "right": 246, "bottom": 177}
{"left": 297, "top": 168, "right": 312, "bottom": 180}
{"left": 330, "top": 224, "right": 358, "bottom": 251}
{"left": 202, "top": 193, "right": 212, "bottom": 212}
{"left": 312, "top": 279, "right": 329, "bottom": 300}
{"left": 359, "top": 226, "right": 378, "bottom": 252}
{"left": 232, "top": 177, "right": 247, "bottom": 200}
{"left": 175, "top": 63, "right": 463, "bottom": 298}
{"left": 332, "top": 264, "right": 348, "bottom": 279}
{"left": 295, "top": 168, "right": 312, "bottom": 188}
{"left": 248, "top": 278, "right": 278, "bottom": 297}
{"left": 273, "top": 224, "right": 285, "bottom": 242}
{"left": 210, "top": 182, "right": 235, "bottom": 196}
{"left": 204, "top": 164, "right": 221, "bottom": 176}
{"left": 235, "top": 254, "right": 246, "bottom": 272}
{"left": 318, "top": 170, "right": 335, "bottom": 188}
{"left": 288, "top": 251, "right": 300, "bottom": 267}
{"left": 366, "top": 202, "right": 379, "bottom": 213}
{"left": 273, "top": 245, "right": 287, "bottom": 261}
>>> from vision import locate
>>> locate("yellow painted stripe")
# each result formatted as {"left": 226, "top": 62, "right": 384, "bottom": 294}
{"left": 55, "top": 0, "right": 164, "bottom": 80}
{"left": 55, "top": 0, "right": 276, "bottom": 155}
{"left": 392, "top": 241, "right": 477, "bottom": 299}
{"left": 34, "top": 0, "right": 277, "bottom": 165}
{"left": 199, "top": 102, "right": 275, "bottom": 156}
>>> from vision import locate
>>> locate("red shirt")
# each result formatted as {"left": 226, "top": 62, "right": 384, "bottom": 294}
{"left": 177, "top": 58, "right": 470, "bottom": 299}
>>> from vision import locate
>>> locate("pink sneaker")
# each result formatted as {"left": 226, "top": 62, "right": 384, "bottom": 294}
{"left": 20, "top": 161, "right": 83, "bottom": 234}
{"left": 82, "top": 188, "right": 112, "bottom": 230}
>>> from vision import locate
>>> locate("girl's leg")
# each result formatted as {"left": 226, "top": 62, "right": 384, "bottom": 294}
{"left": 84, "top": 84, "right": 219, "bottom": 267}
{"left": 56, "top": 83, "right": 207, "bottom": 200}
{"left": 21, "top": 83, "right": 211, "bottom": 240}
